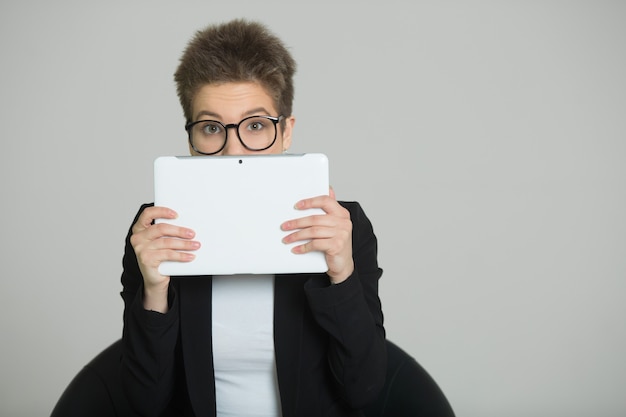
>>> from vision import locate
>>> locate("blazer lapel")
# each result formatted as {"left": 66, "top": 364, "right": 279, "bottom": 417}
{"left": 274, "top": 274, "right": 308, "bottom": 416}
{"left": 178, "top": 276, "right": 216, "bottom": 417}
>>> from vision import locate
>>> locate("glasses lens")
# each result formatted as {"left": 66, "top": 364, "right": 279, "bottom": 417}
{"left": 190, "top": 121, "right": 226, "bottom": 154}
{"left": 238, "top": 116, "right": 277, "bottom": 150}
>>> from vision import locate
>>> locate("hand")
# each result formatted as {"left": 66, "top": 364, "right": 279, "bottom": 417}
{"left": 281, "top": 187, "right": 354, "bottom": 284}
{"left": 130, "top": 206, "right": 200, "bottom": 312}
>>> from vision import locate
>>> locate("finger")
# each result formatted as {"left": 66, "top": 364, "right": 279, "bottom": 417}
{"left": 143, "top": 222, "right": 196, "bottom": 241}
{"left": 162, "top": 249, "right": 197, "bottom": 262}
{"left": 151, "top": 236, "right": 201, "bottom": 252}
{"left": 131, "top": 223, "right": 195, "bottom": 249}
{"left": 295, "top": 195, "right": 349, "bottom": 217}
{"left": 282, "top": 224, "right": 336, "bottom": 244}
{"left": 133, "top": 206, "right": 178, "bottom": 233}
{"left": 138, "top": 246, "right": 197, "bottom": 269}
{"left": 289, "top": 235, "right": 346, "bottom": 256}
{"left": 329, "top": 186, "right": 336, "bottom": 200}
{"left": 281, "top": 213, "right": 336, "bottom": 232}
{"left": 130, "top": 224, "right": 197, "bottom": 256}
{"left": 284, "top": 221, "right": 351, "bottom": 246}
{"left": 135, "top": 235, "right": 200, "bottom": 266}
{"left": 282, "top": 208, "right": 353, "bottom": 234}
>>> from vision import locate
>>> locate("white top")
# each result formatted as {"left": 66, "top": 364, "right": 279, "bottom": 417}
{"left": 212, "top": 274, "right": 282, "bottom": 417}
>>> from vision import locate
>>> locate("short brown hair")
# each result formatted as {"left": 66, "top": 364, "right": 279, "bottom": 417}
{"left": 174, "top": 19, "right": 296, "bottom": 122}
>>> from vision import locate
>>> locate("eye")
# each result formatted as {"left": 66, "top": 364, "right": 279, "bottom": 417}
{"left": 244, "top": 118, "right": 267, "bottom": 133}
{"left": 198, "top": 121, "right": 222, "bottom": 135}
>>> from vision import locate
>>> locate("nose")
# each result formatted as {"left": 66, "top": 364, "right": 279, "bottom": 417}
{"left": 221, "top": 126, "right": 247, "bottom": 156}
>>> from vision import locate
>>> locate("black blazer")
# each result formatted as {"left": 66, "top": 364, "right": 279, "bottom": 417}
{"left": 120, "top": 201, "right": 386, "bottom": 417}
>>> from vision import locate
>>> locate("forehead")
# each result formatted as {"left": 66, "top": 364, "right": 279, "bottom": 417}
{"left": 191, "top": 82, "right": 277, "bottom": 120}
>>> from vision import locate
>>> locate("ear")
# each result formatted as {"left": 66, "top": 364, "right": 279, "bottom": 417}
{"left": 280, "top": 115, "right": 295, "bottom": 151}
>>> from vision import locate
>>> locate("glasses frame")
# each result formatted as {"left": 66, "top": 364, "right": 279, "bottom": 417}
{"left": 185, "top": 115, "right": 284, "bottom": 155}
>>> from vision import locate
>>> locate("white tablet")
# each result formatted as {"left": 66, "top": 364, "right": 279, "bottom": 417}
{"left": 154, "top": 153, "right": 329, "bottom": 276}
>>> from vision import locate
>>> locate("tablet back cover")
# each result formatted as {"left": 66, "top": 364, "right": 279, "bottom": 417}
{"left": 154, "top": 153, "right": 329, "bottom": 276}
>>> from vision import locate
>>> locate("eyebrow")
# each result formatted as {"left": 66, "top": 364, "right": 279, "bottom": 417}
{"left": 194, "top": 107, "right": 273, "bottom": 122}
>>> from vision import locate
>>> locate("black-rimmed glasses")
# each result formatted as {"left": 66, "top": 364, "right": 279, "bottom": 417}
{"left": 185, "top": 115, "right": 284, "bottom": 155}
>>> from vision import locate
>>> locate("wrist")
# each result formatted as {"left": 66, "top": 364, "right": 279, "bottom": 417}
{"left": 328, "top": 262, "right": 354, "bottom": 285}
{"left": 143, "top": 284, "right": 170, "bottom": 313}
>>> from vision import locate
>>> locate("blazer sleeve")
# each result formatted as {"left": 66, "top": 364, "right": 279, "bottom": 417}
{"left": 119, "top": 203, "right": 180, "bottom": 417}
{"left": 304, "top": 201, "right": 387, "bottom": 409}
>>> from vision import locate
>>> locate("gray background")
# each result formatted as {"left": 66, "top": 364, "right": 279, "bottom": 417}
{"left": 1, "top": 1, "right": 625, "bottom": 416}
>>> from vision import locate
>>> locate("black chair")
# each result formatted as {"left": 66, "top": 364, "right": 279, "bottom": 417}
{"left": 50, "top": 340, "right": 137, "bottom": 417}
{"left": 51, "top": 339, "right": 455, "bottom": 417}
{"left": 362, "top": 341, "right": 455, "bottom": 417}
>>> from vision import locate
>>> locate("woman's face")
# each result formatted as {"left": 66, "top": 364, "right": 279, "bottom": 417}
{"left": 189, "top": 82, "right": 294, "bottom": 156}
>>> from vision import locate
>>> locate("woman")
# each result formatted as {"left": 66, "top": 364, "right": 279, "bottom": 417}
{"left": 120, "top": 19, "right": 386, "bottom": 417}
